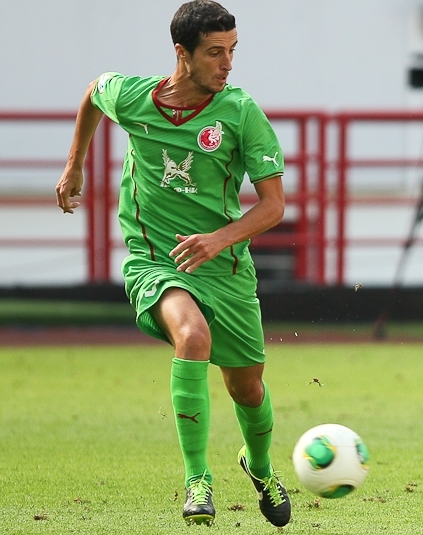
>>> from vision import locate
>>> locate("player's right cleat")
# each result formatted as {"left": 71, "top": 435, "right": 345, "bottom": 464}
{"left": 238, "top": 445, "right": 291, "bottom": 527}
{"left": 182, "top": 475, "right": 215, "bottom": 526}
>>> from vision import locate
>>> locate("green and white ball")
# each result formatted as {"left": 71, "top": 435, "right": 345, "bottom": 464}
{"left": 292, "top": 423, "right": 369, "bottom": 498}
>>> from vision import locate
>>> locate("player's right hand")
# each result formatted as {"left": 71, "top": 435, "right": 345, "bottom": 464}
{"left": 55, "top": 166, "right": 84, "bottom": 214}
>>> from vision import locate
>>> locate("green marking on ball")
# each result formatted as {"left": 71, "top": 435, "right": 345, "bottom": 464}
{"left": 321, "top": 484, "right": 354, "bottom": 499}
{"left": 304, "top": 436, "right": 336, "bottom": 469}
{"left": 356, "top": 438, "right": 370, "bottom": 467}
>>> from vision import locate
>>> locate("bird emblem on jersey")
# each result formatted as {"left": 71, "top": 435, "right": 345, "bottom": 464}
{"left": 161, "top": 150, "right": 196, "bottom": 187}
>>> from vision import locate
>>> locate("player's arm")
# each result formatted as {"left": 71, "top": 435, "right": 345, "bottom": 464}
{"left": 216, "top": 175, "right": 284, "bottom": 242}
{"left": 56, "top": 82, "right": 104, "bottom": 213}
{"left": 170, "top": 175, "right": 284, "bottom": 273}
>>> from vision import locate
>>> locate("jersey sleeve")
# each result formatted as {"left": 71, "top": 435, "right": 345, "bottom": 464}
{"left": 90, "top": 72, "right": 125, "bottom": 124}
{"left": 239, "top": 98, "right": 284, "bottom": 184}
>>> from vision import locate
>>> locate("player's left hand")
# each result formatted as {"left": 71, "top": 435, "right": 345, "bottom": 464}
{"left": 169, "top": 233, "right": 225, "bottom": 273}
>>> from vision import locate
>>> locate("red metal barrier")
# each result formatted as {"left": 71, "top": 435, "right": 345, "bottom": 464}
{"left": 335, "top": 111, "right": 423, "bottom": 284}
{"left": 0, "top": 111, "right": 83, "bottom": 252}
{"left": 1, "top": 110, "right": 422, "bottom": 286}
{"left": 85, "top": 117, "right": 112, "bottom": 282}
{"left": 261, "top": 111, "right": 329, "bottom": 283}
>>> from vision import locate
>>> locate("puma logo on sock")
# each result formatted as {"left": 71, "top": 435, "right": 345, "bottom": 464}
{"left": 177, "top": 412, "right": 201, "bottom": 423}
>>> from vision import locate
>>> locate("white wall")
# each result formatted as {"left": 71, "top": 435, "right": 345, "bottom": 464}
{"left": 2, "top": 0, "right": 423, "bottom": 110}
{"left": 1, "top": 0, "right": 423, "bottom": 287}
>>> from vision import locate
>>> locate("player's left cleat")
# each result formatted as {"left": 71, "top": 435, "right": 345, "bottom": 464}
{"left": 182, "top": 474, "right": 215, "bottom": 526}
{"left": 238, "top": 445, "right": 291, "bottom": 527}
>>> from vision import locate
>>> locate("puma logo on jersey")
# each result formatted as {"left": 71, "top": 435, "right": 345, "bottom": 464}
{"left": 161, "top": 150, "right": 196, "bottom": 188}
{"left": 133, "top": 122, "right": 149, "bottom": 134}
{"left": 263, "top": 151, "right": 279, "bottom": 167}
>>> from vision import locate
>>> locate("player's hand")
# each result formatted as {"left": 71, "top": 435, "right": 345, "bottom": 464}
{"left": 56, "top": 166, "right": 84, "bottom": 214}
{"left": 169, "top": 233, "right": 226, "bottom": 273}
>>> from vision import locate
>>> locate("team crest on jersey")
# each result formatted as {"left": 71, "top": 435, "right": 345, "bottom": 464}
{"left": 161, "top": 149, "right": 197, "bottom": 193}
{"left": 197, "top": 121, "right": 224, "bottom": 152}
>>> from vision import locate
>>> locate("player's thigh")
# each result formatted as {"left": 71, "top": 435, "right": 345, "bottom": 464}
{"left": 151, "top": 287, "right": 211, "bottom": 359}
{"left": 207, "top": 269, "right": 265, "bottom": 367}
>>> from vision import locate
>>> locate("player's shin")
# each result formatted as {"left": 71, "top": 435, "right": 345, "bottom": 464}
{"left": 170, "top": 358, "right": 212, "bottom": 486}
{"left": 234, "top": 381, "right": 273, "bottom": 479}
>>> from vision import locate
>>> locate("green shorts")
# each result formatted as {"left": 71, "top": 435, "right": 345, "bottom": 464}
{"left": 122, "top": 255, "right": 265, "bottom": 368}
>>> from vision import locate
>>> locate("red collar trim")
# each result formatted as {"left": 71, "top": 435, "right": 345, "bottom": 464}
{"left": 152, "top": 77, "right": 214, "bottom": 126}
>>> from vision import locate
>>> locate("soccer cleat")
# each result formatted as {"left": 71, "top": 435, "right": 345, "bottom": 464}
{"left": 182, "top": 475, "right": 215, "bottom": 526}
{"left": 238, "top": 445, "right": 291, "bottom": 527}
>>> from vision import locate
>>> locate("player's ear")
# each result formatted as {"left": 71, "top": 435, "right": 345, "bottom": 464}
{"left": 175, "top": 43, "right": 188, "bottom": 61}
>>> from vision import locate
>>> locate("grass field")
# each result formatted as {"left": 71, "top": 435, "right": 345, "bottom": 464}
{"left": 1, "top": 342, "right": 422, "bottom": 534}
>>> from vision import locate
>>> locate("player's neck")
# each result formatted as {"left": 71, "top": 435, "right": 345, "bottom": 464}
{"left": 157, "top": 72, "right": 213, "bottom": 109}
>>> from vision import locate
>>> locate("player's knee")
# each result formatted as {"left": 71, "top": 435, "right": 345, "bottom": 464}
{"left": 229, "top": 380, "right": 264, "bottom": 407}
{"left": 175, "top": 323, "right": 211, "bottom": 360}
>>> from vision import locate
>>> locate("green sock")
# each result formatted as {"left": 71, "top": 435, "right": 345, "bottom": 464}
{"left": 234, "top": 381, "right": 273, "bottom": 480}
{"left": 170, "top": 358, "right": 212, "bottom": 487}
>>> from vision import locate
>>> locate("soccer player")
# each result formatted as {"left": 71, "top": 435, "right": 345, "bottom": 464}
{"left": 56, "top": 0, "right": 291, "bottom": 527}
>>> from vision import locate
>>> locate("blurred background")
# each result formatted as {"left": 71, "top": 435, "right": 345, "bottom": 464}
{"left": 1, "top": 0, "right": 423, "bottom": 327}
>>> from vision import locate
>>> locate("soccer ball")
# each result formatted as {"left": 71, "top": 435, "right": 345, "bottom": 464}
{"left": 292, "top": 423, "right": 369, "bottom": 498}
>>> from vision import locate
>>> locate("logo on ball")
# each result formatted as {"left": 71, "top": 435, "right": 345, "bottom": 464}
{"left": 197, "top": 121, "right": 224, "bottom": 152}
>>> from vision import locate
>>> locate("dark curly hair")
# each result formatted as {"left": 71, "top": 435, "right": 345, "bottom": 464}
{"left": 170, "top": 1, "right": 236, "bottom": 55}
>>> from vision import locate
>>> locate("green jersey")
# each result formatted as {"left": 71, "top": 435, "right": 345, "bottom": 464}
{"left": 91, "top": 73, "right": 283, "bottom": 276}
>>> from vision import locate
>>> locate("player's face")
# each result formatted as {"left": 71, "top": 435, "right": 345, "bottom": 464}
{"left": 181, "top": 30, "right": 237, "bottom": 95}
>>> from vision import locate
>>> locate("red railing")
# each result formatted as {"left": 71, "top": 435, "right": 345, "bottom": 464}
{"left": 96, "top": 111, "right": 329, "bottom": 284}
{"left": 257, "top": 111, "right": 328, "bottom": 283}
{"left": 85, "top": 117, "right": 113, "bottom": 282}
{"left": 335, "top": 111, "right": 423, "bottom": 284}
{"left": 0, "top": 111, "right": 80, "bottom": 254}
{"left": 1, "top": 110, "right": 422, "bottom": 286}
